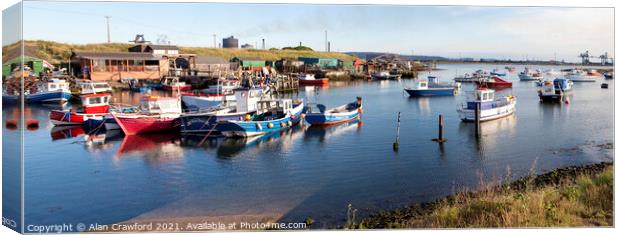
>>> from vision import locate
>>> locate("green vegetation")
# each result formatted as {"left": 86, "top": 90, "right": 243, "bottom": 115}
{"left": 3, "top": 40, "right": 357, "bottom": 64}
{"left": 281, "top": 45, "right": 313, "bottom": 51}
{"left": 360, "top": 163, "right": 613, "bottom": 228}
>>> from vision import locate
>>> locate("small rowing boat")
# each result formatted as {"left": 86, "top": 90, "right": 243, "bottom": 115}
{"left": 304, "top": 97, "right": 362, "bottom": 126}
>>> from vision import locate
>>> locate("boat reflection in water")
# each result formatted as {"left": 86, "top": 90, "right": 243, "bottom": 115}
{"left": 303, "top": 119, "right": 362, "bottom": 143}
{"left": 114, "top": 133, "right": 184, "bottom": 165}
{"left": 181, "top": 125, "right": 305, "bottom": 158}
{"left": 458, "top": 114, "right": 517, "bottom": 158}
{"left": 50, "top": 126, "right": 86, "bottom": 141}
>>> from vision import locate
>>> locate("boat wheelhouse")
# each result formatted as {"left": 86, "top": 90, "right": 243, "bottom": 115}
{"left": 76, "top": 80, "right": 113, "bottom": 94}
{"left": 3, "top": 79, "right": 73, "bottom": 103}
{"left": 457, "top": 88, "right": 516, "bottom": 122}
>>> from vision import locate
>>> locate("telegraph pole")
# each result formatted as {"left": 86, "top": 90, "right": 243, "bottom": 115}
{"left": 105, "top": 16, "right": 111, "bottom": 43}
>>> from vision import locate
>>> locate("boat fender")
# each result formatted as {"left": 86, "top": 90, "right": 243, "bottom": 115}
{"left": 267, "top": 123, "right": 274, "bottom": 128}
{"left": 256, "top": 123, "right": 262, "bottom": 130}
{"left": 287, "top": 121, "right": 292, "bottom": 126}
{"left": 358, "top": 108, "right": 364, "bottom": 114}
{"left": 280, "top": 122, "right": 286, "bottom": 127}
{"left": 300, "top": 113, "right": 306, "bottom": 119}
{"left": 245, "top": 114, "right": 252, "bottom": 121}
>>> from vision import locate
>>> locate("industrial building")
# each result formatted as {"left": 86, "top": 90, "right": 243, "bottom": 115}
{"left": 223, "top": 36, "right": 239, "bottom": 48}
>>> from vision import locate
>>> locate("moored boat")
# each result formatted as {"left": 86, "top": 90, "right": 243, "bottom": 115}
{"left": 565, "top": 69, "right": 599, "bottom": 82}
{"left": 518, "top": 68, "right": 544, "bottom": 81}
{"left": 457, "top": 88, "right": 516, "bottom": 122}
{"left": 3, "top": 79, "right": 72, "bottom": 103}
{"left": 49, "top": 93, "right": 111, "bottom": 126}
{"left": 76, "top": 80, "right": 113, "bottom": 94}
{"left": 112, "top": 95, "right": 182, "bottom": 135}
{"left": 454, "top": 69, "right": 489, "bottom": 83}
{"left": 476, "top": 76, "right": 512, "bottom": 88}
{"left": 490, "top": 69, "right": 506, "bottom": 77}
{"left": 372, "top": 71, "right": 401, "bottom": 80}
{"left": 541, "top": 77, "right": 572, "bottom": 101}
{"left": 217, "top": 99, "right": 305, "bottom": 137}
{"left": 404, "top": 76, "right": 458, "bottom": 96}
{"left": 180, "top": 88, "right": 263, "bottom": 134}
{"left": 298, "top": 73, "right": 329, "bottom": 85}
{"left": 304, "top": 97, "right": 362, "bottom": 126}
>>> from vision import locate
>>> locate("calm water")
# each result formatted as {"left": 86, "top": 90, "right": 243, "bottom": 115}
{"left": 3, "top": 63, "right": 614, "bottom": 229}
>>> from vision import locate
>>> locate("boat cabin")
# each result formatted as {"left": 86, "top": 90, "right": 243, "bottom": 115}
{"left": 414, "top": 78, "right": 429, "bottom": 90}
{"left": 44, "top": 79, "right": 70, "bottom": 92}
{"left": 77, "top": 81, "right": 112, "bottom": 94}
{"left": 255, "top": 99, "right": 293, "bottom": 117}
{"left": 474, "top": 88, "right": 495, "bottom": 102}
{"left": 80, "top": 93, "right": 111, "bottom": 114}
{"left": 140, "top": 96, "right": 182, "bottom": 114}
{"left": 234, "top": 88, "right": 263, "bottom": 113}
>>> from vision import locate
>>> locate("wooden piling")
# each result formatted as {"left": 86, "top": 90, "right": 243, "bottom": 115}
{"left": 393, "top": 112, "right": 401, "bottom": 151}
{"left": 432, "top": 114, "right": 447, "bottom": 142}
{"left": 475, "top": 102, "right": 481, "bottom": 138}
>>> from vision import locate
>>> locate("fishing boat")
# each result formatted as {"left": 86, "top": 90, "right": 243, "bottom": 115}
{"left": 112, "top": 95, "right": 182, "bottom": 135}
{"left": 565, "top": 69, "right": 598, "bottom": 82}
{"left": 457, "top": 88, "right": 516, "bottom": 122}
{"left": 372, "top": 71, "right": 401, "bottom": 80}
{"left": 404, "top": 76, "right": 458, "bottom": 96}
{"left": 304, "top": 97, "right": 362, "bottom": 126}
{"left": 518, "top": 68, "right": 544, "bottom": 81}
{"left": 49, "top": 93, "right": 111, "bottom": 125}
{"left": 217, "top": 99, "right": 305, "bottom": 137}
{"left": 124, "top": 77, "right": 152, "bottom": 93}
{"left": 604, "top": 71, "right": 614, "bottom": 79}
{"left": 543, "top": 69, "right": 563, "bottom": 77}
{"left": 182, "top": 79, "right": 241, "bottom": 111}
{"left": 298, "top": 73, "right": 329, "bottom": 85}
{"left": 76, "top": 80, "right": 113, "bottom": 94}
{"left": 454, "top": 70, "right": 489, "bottom": 83}
{"left": 162, "top": 77, "right": 192, "bottom": 91}
{"left": 476, "top": 76, "right": 512, "bottom": 88}
{"left": 180, "top": 88, "right": 263, "bottom": 134}
{"left": 538, "top": 80, "right": 567, "bottom": 103}
{"left": 3, "top": 79, "right": 72, "bottom": 103}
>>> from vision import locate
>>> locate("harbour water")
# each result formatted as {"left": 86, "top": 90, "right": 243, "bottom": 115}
{"left": 3, "top": 63, "right": 613, "bottom": 228}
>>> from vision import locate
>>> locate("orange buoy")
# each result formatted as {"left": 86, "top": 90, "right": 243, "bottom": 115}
{"left": 6, "top": 120, "right": 18, "bottom": 130}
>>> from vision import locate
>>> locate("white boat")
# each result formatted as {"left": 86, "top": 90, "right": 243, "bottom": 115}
{"left": 565, "top": 69, "right": 599, "bottom": 82}
{"left": 201, "top": 79, "right": 240, "bottom": 94}
{"left": 76, "top": 80, "right": 113, "bottom": 94}
{"left": 518, "top": 68, "right": 544, "bottom": 81}
{"left": 371, "top": 71, "right": 401, "bottom": 80}
{"left": 454, "top": 70, "right": 489, "bottom": 83}
{"left": 457, "top": 88, "right": 516, "bottom": 122}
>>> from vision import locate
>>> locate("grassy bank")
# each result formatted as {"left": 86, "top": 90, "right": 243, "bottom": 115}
{"left": 2, "top": 40, "right": 357, "bottom": 64}
{"left": 359, "top": 162, "right": 613, "bottom": 228}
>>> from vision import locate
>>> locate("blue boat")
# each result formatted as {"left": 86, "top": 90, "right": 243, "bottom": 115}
{"left": 404, "top": 76, "right": 458, "bottom": 97}
{"left": 553, "top": 78, "right": 573, "bottom": 92}
{"left": 3, "top": 79, "right": 72, "bottom": 103}
{"left": 180, "top": 88, "right": 263, "bottom": 134}
{"left": 304, "top": 97, "right": 362, "bottom": 126}
{"left": 457, "top": 88, "right": 517, "bottom": 122}
{"left": 217, "top": 99, "right": 305, "bottom": 137}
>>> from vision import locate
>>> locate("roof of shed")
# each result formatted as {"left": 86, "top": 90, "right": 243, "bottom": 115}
{"left": 71, "top": 51, "right": 161, "bottom": 60}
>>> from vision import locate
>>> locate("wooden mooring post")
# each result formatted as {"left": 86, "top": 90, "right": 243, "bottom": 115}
{"left": 474, "top": 102, "right": 481, "bottom": 138}
{"left": 393, "top": 112, "right": 401, "bottom": 151}
{"left": 432, "top": 114, "right": 447, "bottom": 142}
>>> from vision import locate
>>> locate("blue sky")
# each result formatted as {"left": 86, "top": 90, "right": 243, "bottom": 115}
{"left": 5, "top": 1, "right": 615, "bottom": 62}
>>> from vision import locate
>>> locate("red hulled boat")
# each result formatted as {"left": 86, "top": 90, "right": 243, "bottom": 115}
{"left": 112, "top": 95, "right": 182, "bottom": 135}
{"left": 298, "top": 73, "right": 329, "bottom": 86}
{"left": 49, "top": 93, "right": 111, "bottom": 125}
{"left": 476, "top": 76, "right": 513, "bottom": 88}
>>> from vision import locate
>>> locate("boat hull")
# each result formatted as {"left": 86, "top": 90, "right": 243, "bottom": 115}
{"left": 112, "top": 114, "right": 181, "bottom": 135}
{"left": 180, "top": 111, "right": 251, "bottom": 134}
{"left": 181, "top": 95, "right": 234, "bottom": 110}
{"left": 305, "top": 110, "right": 360, "bottom": 126}
{"left": 4, "top": 91, "right": 73, "bottom": 103}
{"left": 218, "top": 103, "right": 304, "bottom": 137}
{"left": 404, "top": 88, "right": 454, "bottom": 96}
{"left": 163, "top": 85, "right": 192, "bottom": 91}
{"left": 458, "top": 100, "right": 516, "bottom": 122}
{"left": 49, "top": 110, "right": 107, "bottom": 126}
{"left": 299, "top": 78, "right": 329, "bottom": 85}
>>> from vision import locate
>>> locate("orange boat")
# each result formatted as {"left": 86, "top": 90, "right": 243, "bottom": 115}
{"left": 298, "top": 73, "right": 329, "bottom": 85}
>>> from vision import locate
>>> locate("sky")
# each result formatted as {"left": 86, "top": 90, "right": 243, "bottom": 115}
{"left": 4, "top": 0, "right": 615, "bottom": 62}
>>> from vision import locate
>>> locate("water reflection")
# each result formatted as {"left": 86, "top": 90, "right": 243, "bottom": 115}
{"left": 303, "top": 120, "right": 363, "bottom": 143}
{"left": 114, "top": 134, "right": 184, "bottom": 166}
{"left": 50, "top": 126, "right": 85, "bottom": 141}
{"left": 457, "top": 114, "right": 518, "bottom": 158}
